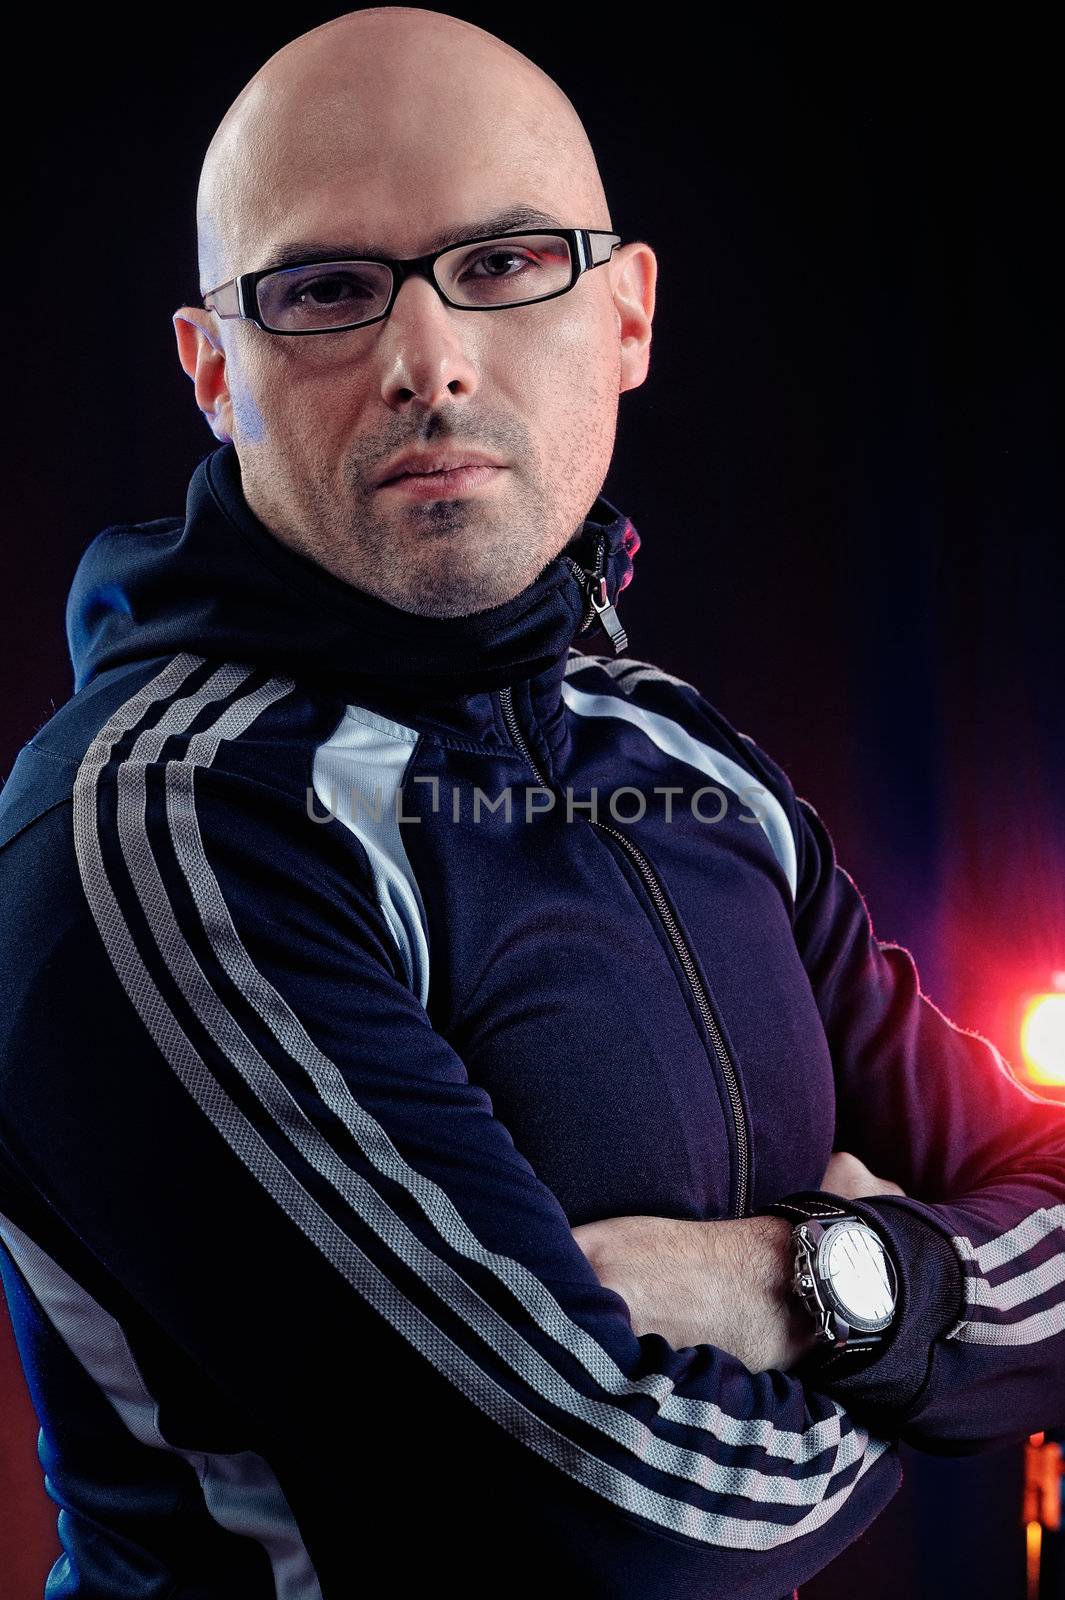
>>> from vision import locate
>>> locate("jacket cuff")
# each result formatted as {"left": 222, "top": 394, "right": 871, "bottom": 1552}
{"left": 765, "top": 1189, "right": 966, "bottom": 1431}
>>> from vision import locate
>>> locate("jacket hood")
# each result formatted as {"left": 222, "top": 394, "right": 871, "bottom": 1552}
{"left": 65, "top": 443, "right": 641, "bottom": 709}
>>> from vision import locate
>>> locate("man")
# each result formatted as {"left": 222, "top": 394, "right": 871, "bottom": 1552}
{"left": 1, "top": 8, "right": 1062, "bottom": 1597}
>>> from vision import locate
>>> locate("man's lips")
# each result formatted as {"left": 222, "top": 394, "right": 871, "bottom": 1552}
{"left": 375, "top": 464, "right": 507, "bottom": 498}
{"left": 374, "top": 449, "right": 507, "bottom": 488}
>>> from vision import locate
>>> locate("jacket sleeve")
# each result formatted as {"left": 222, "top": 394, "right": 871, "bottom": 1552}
{"left": 0, "top": 668, "right": 904, "bottom": 1600}
{"left": 737, "top": 729, "right": 1065, "bottom": 1456}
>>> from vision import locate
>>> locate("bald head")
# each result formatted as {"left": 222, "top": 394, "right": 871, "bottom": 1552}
{"left": 196, "top": 7, "right": 612, "bottom": 295}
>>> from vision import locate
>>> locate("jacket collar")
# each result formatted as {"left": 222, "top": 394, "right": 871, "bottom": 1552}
{"left": 66, "top": 441, "right": 641, "bottom": 743}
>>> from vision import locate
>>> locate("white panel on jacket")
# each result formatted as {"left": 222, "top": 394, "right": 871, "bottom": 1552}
{"left": 560, "top": 678, "right": 799, "bottom": 902}
{"left": 312, "top": 704, "right": 431, "bottom": 1008}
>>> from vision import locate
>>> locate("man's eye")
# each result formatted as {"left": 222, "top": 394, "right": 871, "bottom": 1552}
{"left": 292, "top": 274, "right": 373, "bottom": 305}
{"left": 461, "top": 249, "right": 535, "bottom": 280}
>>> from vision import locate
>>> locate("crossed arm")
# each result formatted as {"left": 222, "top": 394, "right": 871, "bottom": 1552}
{"left": 570, "top": 1150, "right": 906, "bottom": 1374}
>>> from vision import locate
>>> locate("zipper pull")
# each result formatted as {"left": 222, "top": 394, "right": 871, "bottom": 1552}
{"left": 589, "top": 576, "right": 628, "bottom": 654}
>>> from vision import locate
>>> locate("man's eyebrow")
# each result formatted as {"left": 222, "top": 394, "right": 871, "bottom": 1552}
{"left": 260, "top": 206, "right": 567, "bottom": 271}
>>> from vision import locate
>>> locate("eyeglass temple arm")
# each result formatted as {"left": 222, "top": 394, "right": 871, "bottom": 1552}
{"left": 587, "top": 231, "right": 622, "bottom": 266}
{"left": 202, "top": 279, "right": 241, "bottom": 318}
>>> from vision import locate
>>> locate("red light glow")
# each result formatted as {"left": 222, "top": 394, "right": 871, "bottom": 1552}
{"left": 1019, "top": 992, "right": 1065, "bottom": 1086}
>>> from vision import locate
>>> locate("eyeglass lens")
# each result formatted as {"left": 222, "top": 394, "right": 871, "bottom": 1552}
{"left": 255, "top": 233, "right": 574, "bottom": 331}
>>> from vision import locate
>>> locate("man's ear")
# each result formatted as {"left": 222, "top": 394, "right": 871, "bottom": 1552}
{"left": 172, "top": 307, "right": 234, "bottom": 443}
{"left": 611, "top": 242, "right": 657, "bottom": 395}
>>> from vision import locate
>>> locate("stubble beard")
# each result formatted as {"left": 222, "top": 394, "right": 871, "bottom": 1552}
{"left": 270, "top": 458, "right": 578, "bottom": 619}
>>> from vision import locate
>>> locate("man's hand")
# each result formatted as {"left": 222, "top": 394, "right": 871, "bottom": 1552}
{"left": 570, "top": 1150, "right": 907, "bottom": 1372}
{"left": 819, "top": 1148, "right": 906, "bottom": 1199}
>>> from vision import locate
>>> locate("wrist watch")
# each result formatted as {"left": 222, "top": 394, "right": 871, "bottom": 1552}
{"left": 763, "top": 1193, "right": 899, "bottom": 1362}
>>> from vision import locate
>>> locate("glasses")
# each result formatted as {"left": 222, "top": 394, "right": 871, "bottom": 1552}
{"left": 201, "top": 227, "right": 622, "bottom": 335}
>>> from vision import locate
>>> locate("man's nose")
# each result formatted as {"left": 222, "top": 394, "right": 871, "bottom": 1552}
{"left": 378, "top": 274, "right": 480, "bottom": 411}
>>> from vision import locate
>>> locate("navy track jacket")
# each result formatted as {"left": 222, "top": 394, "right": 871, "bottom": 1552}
{"left": 2, "top": 442, "right": 1063, "bottom": 1599}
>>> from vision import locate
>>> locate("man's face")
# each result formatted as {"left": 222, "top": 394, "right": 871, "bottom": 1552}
{"left": 175, "top": 18, "right": 655, "bottom": 618}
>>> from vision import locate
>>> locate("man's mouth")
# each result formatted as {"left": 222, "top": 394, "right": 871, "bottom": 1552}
{"left": 376, "top": 464, "right": 507, "bottom": 498}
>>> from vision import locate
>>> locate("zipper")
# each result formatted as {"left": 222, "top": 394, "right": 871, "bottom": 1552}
{"left": 562, "top": 533, "right": 605, "bottom": 635}
{"left": 563, "top": 534, "right": 628, "bottom": 654}
{"left": 497, "top": 682, "right": 750, "bottom": 1220}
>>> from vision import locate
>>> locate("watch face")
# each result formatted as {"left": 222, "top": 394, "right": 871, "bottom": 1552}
{"left": 817, "top": 1223, "right": 897, "bottom": 1330}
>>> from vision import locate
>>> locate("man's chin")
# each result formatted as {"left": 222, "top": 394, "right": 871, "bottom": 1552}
{"left": 379, "top": 548, "right": 556, "bottom": 619}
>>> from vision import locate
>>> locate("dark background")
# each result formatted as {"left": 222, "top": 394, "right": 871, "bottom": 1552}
{"left": 4, "top": 8, "right": 1062, "bottom": 1597}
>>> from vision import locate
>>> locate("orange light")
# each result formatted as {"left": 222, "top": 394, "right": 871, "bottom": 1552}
{"left": 1024, "top": 1431, "right": 1063, "bottom": 1529}
{"left": 1026, "top": 1519, "right": 1042, "bottom": 1600}
{"left": 1020, "top": 993, "right": 1065, "bottom": 1085}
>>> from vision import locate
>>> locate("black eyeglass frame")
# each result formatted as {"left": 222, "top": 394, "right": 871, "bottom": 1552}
{"left": 201, "top": 227, "right": 623, "bottom": 335}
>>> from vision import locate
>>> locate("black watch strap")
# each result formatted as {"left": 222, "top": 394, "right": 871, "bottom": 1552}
{"left": 762, "top": 1191, "right": 855, "bottom": 1225}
